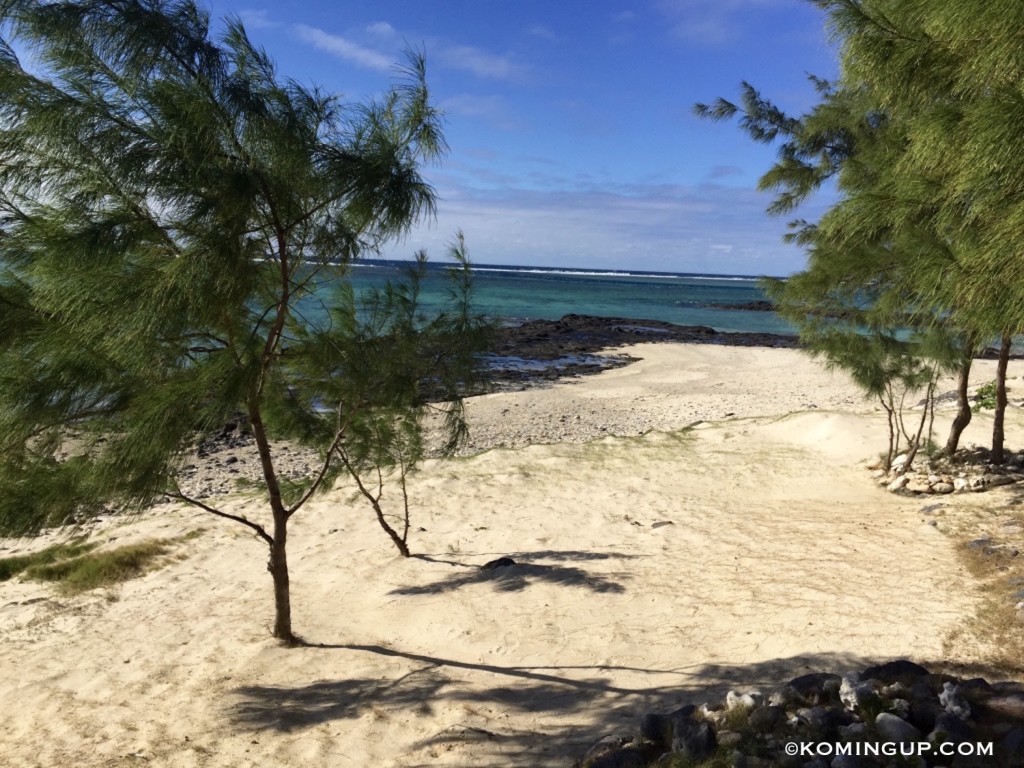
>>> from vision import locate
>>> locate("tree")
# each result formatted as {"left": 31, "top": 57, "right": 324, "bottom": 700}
{"left": 696, "top": 79, "right": 970, "bottom": 469}
{"left": 0, "top": 0, "right": 488, "bottom": 643}
{"left": 696, "top": 13, "right": 1022, "bottom": 465}
{"left": 811, "top": 0, "right": 1024, "bottom": 460}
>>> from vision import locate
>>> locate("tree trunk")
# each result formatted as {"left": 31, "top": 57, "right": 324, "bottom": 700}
{"left": 269, "top": 509, "right": 294, "bottom": 643}
{"left": 992, "top": 334, "right": 1012, "bottom": 464}
{"left": 944, "top": 354, "right": 974, "bottom": 455}
{"left": 249, "top": 402, "right": 296, "bottom": 643}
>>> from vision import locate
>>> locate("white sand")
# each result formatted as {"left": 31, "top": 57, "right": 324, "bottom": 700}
{"left": 0, "top": 343, "right": 1017, "bottom": 768}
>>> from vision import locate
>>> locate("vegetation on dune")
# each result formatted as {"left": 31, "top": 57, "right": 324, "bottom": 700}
{"left": 0, "top": 539, "right": 97, "bottom": 582}
{"left": 0, "top": 0, "right": 490, "bottom": 643}
{"left": 696, "top": 0, "right": 1023, "bottom": 472}
{"left": 0, "top": 535, "right": 195, "bottom": 593}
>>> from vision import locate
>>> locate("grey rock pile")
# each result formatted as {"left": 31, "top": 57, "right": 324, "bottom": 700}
{"left": 577, "top": 660, "right": 1024, "bottom": 767}
{"left": 869, "top": 449, "right": 1024, "bottom": 496}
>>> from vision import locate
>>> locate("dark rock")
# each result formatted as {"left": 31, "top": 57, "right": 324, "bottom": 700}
{"left": 930, "top": 712, "right": 975, "bottom": 745}
{"left": 481, "top": 557, "right": 517, "bottom": 570}
{"left": 1000, "top": 727, "right": 1024, "bottom": 763}
{"left": 769, "top": 684, "right": 801, "bottom": 708}
{"left": 873, "top": 712, "right": 923, "bottom": 743}
{"left": 639, "top": 704, "right": 696, "bottom": 748}
{"left": 584, "top": 748, "right": 648, "bottom": 768}
{"left": 704, "top": 300, "right": 776, "bottom": 312}
{"left": 958, "top": 677, "right": 994, "bottom": 702}
{"left": 640, "top": 704, "right": 715, "bottom": 760}
{"left": 488, "top": 314, "right": 799, "bottom": 389}
{"left": 748, "top": 704, "right": 785, "bottom": 732}
{"left": 578, "top": 735, "right": 655, "bottom": 768}
{"left": 907, "top": 697, "right": 941, "bottom": 733}
{"left": 786, "top": 673, "right": 842, "bottom": 706}
{"left": 981, "top": 692, "right": 1024, "bottom": 723}
{"left": 860, "top": 659, "right": 930, "bottom": 686}
{"left": 799, "top": 705, "right": 853, "bottom": 740}
{"left": 670, "top": 717, "right": 716, "bottom": 762}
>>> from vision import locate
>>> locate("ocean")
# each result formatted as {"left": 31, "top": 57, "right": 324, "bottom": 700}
{"left": 348, "top": 259, "right": 795, "bottom": 335}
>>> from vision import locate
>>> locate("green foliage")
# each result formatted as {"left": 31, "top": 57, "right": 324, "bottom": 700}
{"left": 0, "top": 0, "right": 487, "bottom": 639}
{"left": 973, "top": 381, "right": 998, "bottom": 412}
{"left": 696, "top": 1, "right": 1024, "bottom": 465}
{"left": 21, "top": 540, "right": 174, "bottom": 594}
{"left": 0, "top": 539, "right": 97, "bottom": 581}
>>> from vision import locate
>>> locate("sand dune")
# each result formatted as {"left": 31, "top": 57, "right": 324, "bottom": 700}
{"left": 0, "top": 343, "right": 1014, "bottom": 767}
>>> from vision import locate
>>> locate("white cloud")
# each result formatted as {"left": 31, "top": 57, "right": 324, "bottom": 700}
{"left": 655, "top": 0, "right": 794, "bottom": 45}
{"left": 434, "top": 43, "right": 522, "bottom": 80}
{"left": 527, "top": 24, "right": 558, "bottom": 41}
{"left": 440, "top": 94, "right": 525, "bottom": 131}
{"left": 291, "top": 24, "right": 394, "bottom": 71}
{"left": 365, "top": 21, "right": 398, "bottom": 38}
{"left": 237, "top": 9, "right": 277, "bottom": 30}
{"left": 385, "top": 178, "right": 828, "bottom": 275}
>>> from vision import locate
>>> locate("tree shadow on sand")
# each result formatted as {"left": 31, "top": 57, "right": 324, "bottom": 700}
{"left": 392, "top": 549, "right": 638, "bottom": 595}
{"left": 227, "top": 646, "right": 921, "bottom": 767}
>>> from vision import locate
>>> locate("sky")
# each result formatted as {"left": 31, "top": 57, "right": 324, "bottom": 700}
{"left": 214, "top": 1, "right": 839, "bottom": 275}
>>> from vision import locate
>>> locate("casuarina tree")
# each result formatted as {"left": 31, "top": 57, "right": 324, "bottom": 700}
{"left": 0, "top": 0, "right": 489, "bottom": 643}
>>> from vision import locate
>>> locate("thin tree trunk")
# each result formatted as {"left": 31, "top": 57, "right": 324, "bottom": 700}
{"left": 249, "top": 402, "right": 296, "bottom": 643}
{"left": 269, "top": 510, "right": 293, "bottom": 642}
{"left": 903, "top": 378, "right": 935, "bottom": 472}
{"left": 944, "top": 354, "right": 974, "bottom": 456}
{"left": 992, "top": 334, "right": 1012, "bottom": 464}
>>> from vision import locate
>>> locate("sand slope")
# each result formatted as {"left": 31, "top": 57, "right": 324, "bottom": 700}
{"left": 0, "top": 343, "right": 1010, "bottom": 768}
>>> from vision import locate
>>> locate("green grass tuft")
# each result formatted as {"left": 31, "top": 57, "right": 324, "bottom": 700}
{"left": 0, "top": 540, "right": 98, "bottom": 582}
{"left": 22, "top": 540, "right": 174, "bottom": 594}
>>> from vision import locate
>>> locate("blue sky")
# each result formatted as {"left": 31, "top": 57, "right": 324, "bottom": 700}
{"left": 214, "top": 1, "right": 840, "bottom": 275}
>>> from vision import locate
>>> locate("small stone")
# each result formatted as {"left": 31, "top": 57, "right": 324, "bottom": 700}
{"left": 726, "top": 690, "right": 762, "bottom": 711}
{"left": 932, "top": 482, "right": 954, "bottom": 494}
{"left": 939, "top": 682, "right": 971, "bottom": 719}
{"left": 873, "top": 712, "right": 923, "bottom": 743}
{"left": 840, "top": 675, "right": 878, "bottom": 711}
{"left": 887, "top": 476, "right": 909, "bottom": 492}
{"left": 987, "top": 474, "right": 1018, "bottom": 487}
{"left": 953, "top": 477, "right": 971, "bottom": 491}
{"left": 905, "top": 479, "right": 931, "bottom": 493}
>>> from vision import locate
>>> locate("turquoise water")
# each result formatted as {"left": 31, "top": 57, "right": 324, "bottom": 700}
{"left": 347, "top": 259, "right": 796, "bottom": 335}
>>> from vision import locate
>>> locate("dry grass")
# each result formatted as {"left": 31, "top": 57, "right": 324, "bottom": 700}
{"left": 938, "top": 500, "right": 1024, "bottom": 679}
{"left": 0, "top": 539, "right": 98, "bottom": 582}
{"left": 0, "top": 531, "right": 202, "bottom": 595}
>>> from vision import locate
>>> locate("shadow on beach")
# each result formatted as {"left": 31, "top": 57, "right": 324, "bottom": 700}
{"left": 228, "top": 649, "right": 883, "bottom": 766}
{"left": 386, "top": 549, "right": 640, "bottom": 596}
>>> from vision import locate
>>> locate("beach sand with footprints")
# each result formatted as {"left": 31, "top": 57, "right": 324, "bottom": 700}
{"left": 1, "top": 342, "right": 1021, "bottom": 767}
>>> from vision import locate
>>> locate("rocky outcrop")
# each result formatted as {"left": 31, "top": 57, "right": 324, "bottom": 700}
{"left": 577, "top": 661, "right": 1024, "bottom": 767}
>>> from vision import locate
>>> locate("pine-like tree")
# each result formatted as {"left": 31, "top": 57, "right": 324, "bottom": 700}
{"left": 0, "top": 0, "right": 488, "bottom": 643}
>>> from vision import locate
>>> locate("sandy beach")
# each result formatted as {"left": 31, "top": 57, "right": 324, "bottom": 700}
{"left": 1, "top": 342, "right": 1020, "bottom": 767}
